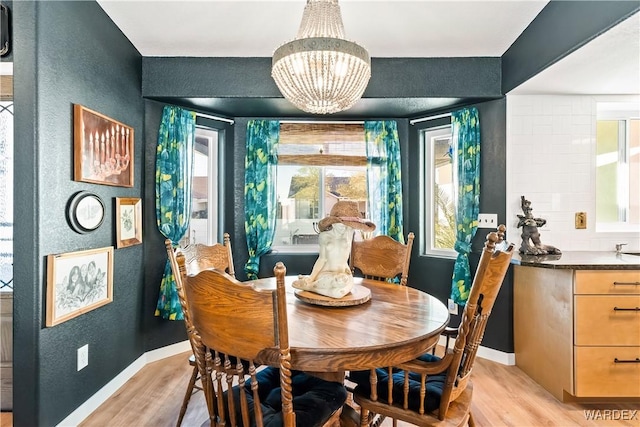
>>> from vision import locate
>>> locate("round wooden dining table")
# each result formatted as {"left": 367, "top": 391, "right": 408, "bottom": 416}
{"left": 248, "top": 276, "right": 450, "bottom": 377}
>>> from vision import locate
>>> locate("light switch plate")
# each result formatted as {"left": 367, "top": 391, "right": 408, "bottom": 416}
{"left": 447, "top": 298, "right": 458, "bottom": 315}
{"left": 478, "top": 213, "right": 498, "bottom": 228}
{"left": 77, "top": 344, "right": 88, "bottom": 371}
{"left": 575, "top": 212, "right": 586, "bottom": 229}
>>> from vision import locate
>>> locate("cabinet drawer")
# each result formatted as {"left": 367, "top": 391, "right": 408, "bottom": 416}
{"left": 575, "top": 270, "right": 640, "bottom": 295}
{"left": 575, "top": 346, "right": 640, "bottom": 397}
{"left": 575, "top": 295, "right": 640, "bottom": 346}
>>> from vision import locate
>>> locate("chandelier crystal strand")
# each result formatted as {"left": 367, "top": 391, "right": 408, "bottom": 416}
{"left": 272, "top": 0, "right": 371, "bottom": 114}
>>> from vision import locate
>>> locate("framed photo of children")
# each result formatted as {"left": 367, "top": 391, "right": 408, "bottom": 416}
{"left": 73, "top": 104, "right": 134, "bottom": 187}
{"left": 115, "top": 197, "right": 142, "bottom": 248}
{"left": 46, "top": 246, "right": 114, "bottom": 327}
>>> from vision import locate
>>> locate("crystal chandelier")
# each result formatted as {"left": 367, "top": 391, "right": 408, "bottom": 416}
{"left": 272, "top": 0, "right": 371, "bottom": 115}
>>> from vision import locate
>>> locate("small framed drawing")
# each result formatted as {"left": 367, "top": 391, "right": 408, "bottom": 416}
{"left": 46, "top": 246, "right": 114, "bottom": 327}
{"left": 73, "top": 104, "right": 134, "bottom": 187}
{"left": 115, "top": 197, "right": 142, "bottom": 248}
{"left": 67, "top": 191, "right": 105, "bottom": 234}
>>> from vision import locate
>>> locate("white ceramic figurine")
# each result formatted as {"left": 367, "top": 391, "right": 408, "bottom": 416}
{"left": 293, "top": 201, "right": 376, "bottom": 298}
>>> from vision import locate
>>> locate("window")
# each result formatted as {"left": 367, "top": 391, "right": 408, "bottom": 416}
{"left": 273, "top": 123, "right": 369, "bottom": 251}
{"left": 596, "top": 102, "right": 640, "bottom": 232}
{"left": 421, "top": 124, "right": 456, "bottom": 257}
{"left": 185, "top": 127, "right": 219, "bottom": 245}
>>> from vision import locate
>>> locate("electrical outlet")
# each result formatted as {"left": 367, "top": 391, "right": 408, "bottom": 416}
{"left": 447, "top": 298, "right": 458, "bottom": 315}
{"left": 77, "top": 344, "right": 88, "bottom": 371}
{"left": 478, "top": 213, "right": 498, "bottom": 228}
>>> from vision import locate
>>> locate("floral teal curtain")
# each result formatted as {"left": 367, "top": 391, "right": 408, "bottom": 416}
{"left": 154, "top": 106, "right": 196, "bottom": 320}
{"left": 450, "top": 107, "right": 481, "bottom": 305}
{"left": 244, "top": 120, "right": 280, "bottom": 280}
{"left": 364, "top": 121, "right": 404, "bottom": 242}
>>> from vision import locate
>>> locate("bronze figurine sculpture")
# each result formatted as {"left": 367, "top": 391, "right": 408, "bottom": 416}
{"left": 516, "top": 196, "right": 561, "bottom": 255}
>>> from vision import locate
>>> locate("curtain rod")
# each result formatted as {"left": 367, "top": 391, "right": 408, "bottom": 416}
{"left": 280, "top": 119, "right": 364, "bottom": 125}
{"left": 409, "top": 113, "right": 451, "bottom": 125}
{"left": 195, "top": 112, "right": 235, "bottom": 125}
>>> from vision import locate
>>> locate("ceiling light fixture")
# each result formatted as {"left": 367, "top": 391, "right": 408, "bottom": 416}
{"left": 271, "top": 0, "right": 371, "bottom": 115}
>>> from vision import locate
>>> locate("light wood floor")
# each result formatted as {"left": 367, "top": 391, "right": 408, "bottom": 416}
{"left": 4, "top": 350, "right": 639, "bottom": 427}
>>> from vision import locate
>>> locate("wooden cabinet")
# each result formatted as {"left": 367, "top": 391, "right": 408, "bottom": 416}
{"left": 515, "top": 267, "right": 640, "bottom": 402}
{"left": 573, "top": 271, "right": 640, "bottom": 398}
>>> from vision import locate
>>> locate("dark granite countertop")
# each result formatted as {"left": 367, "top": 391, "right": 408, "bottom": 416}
{"left": 512, "top": 251, "right": 640, "bottom": 270}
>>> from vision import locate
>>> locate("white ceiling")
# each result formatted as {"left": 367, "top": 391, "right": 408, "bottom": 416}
{"left": 511, "top": 10, "right": 639, "bottom": 95}
{"left": 97, "top": 0, "right": 639, "bottom": 96}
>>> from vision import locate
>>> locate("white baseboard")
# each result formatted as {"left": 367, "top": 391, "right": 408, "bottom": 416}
{"left": 56, "top": 340, "right": 191, "bottom": 427}
{"left": 437, "top": 336, "right": 515, "bottom": 366}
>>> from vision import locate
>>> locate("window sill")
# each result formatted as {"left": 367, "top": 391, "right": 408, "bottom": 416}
{"left": 421, "top": 251, "right": 457, "bottom": 260}
{"left": 269, "top": 247, "right": 320, "bottom": 255}
{"left": 596, "top": 223, "right": 640, "bottom": 233}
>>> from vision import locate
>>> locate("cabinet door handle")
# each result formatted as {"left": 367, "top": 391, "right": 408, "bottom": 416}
{"left": 614, "top": 358, "right": 640, "bottom": 364}
{"left": 613, "top": 281, "right": 640, "bottom": 285}
{"left": 613, "top": 307, "right": 640, "bottom": 311}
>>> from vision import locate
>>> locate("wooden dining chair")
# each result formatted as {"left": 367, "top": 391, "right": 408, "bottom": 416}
{"left": 349, "top": 232, "right": 415, "bottom": 286}
{"left": 183, "top": 261, "right": 347, "bottom": 427}
{"left": 344, "top": 231, "right": 415, "bottom": 417}
{"left": 164, "top": 233, "right": 236, "bottom": 427}
{"left": 350, "top": 226, "right": 514, "bottom": 427}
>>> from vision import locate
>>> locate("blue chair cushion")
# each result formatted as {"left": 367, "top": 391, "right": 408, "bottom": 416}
{"left": 350, "top": 353, "right": 447, "bottom": 413}
{"left": 225, "top": 367, "right": 347, "bottom": 427}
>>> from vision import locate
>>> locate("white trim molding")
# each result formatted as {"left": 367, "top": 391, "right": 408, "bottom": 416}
{"left": 56, "top": 341, "right": 191, "bottom": 427}
{"left": 438, "top": 335, "right": 515, "bottom": 366}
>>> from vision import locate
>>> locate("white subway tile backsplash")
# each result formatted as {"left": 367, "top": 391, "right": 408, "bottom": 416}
{"left": 507, "top": 94, "right": 640, "bottom": 251}
{"left": 560, "top": 119, "right": 573, "bottom": 135}
{"left": 510, "top": 116, "right": 524, "bottom": 135}
{"left": 571, "top": 123, "right": 591, "bottom": 135}
{"left": 552, "top": 105, "right": 572, "bottom": 115}
{"left": 570, "top": 173, "right": 590, "bottom": 192}
{"left": 533, "top": 126, "right": 553, "bottom": 136}
{"left": 511, "top": 104, "right": 534, "bottom": 116}
{"left": 570, "top": 153, "right": 590, "bottom": 165}
{"left": 572, "top": 114, "right": 592, "bottom": 126}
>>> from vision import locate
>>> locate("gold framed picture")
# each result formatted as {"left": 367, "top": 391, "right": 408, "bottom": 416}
{"left": 115, "top": 197, "right": 142, "bottom": 248}
{"left": 46, "top": 246, "right": 114, "bottom": 327}
{"left": 73, "top": 104, "right": 134, "bottom": 187}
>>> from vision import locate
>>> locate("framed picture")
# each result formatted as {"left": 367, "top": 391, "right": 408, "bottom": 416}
{"left": 115, "top": 197, "right": 142, "bottom": 248}
{"left": 46, "top": 246, "right": 114, "bottom": 327}
{"left": 67, "top": 191, "right": 105, "bottom": 234}
{"left": 73, "top": 104, "right": 134, "bottom": 187}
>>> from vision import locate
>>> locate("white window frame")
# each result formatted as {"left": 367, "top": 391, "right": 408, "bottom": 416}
{"left": 420, "top": 125, "right": 457, "bottom": 258}
{"left": 187, "top": 127, "right": 219, "bottom": 245}
{"left": 273, "top": 164, "right": 368, "bottom": 253}
{"left": 595, "top": 102, "right": 640, "bottom": 233}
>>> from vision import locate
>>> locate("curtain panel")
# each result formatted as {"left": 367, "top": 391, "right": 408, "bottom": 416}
{"left": 154, "top": 106, "right": 196, "bottom": 320}
{"left": 364, "top": 121, "right": 404, "bottom": 242}
{"left": 450, "top": 107, "right": 481, "bottom": 305}
{"left": 244, "top": 120, "right": 280, "bottom": 279}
